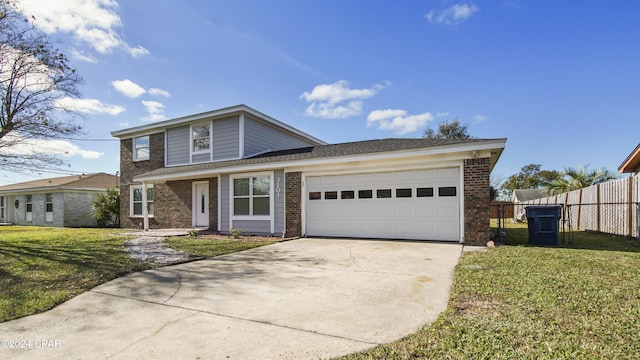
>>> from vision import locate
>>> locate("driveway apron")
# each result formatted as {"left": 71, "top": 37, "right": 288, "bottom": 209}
{"left": 0, "top": 238, "right": 462, "bottom": 359}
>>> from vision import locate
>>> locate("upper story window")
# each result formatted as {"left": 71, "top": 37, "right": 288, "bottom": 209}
{"left": 192, "top": 124, "right": 210, "bottom": 153}
{"left": 134, "top": 136, "right": 150, "bottom": 161}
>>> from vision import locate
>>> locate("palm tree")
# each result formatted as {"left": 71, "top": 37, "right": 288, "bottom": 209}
{"left": 546, "top": 165, "right": 618, "bottom": 195}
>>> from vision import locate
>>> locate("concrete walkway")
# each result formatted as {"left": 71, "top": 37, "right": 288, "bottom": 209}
{"left": 0, "top": 238, "right": 463, "bottom": 359}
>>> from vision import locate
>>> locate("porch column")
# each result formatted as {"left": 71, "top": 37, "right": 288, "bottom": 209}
{"left": 142, "top": 181, "right": 149, "bottom": 231}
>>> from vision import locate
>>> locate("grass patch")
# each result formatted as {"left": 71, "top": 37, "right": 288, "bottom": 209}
{"left": 165, "top": 236, "right": 275, "bottom": 258}
{"left": 342, "top": 222, "right": 640, "bottom": 359}
{"left": 0, "top": 226, "right": 150, "bottom": 323}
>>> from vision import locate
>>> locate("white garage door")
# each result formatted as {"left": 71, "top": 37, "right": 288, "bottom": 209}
{"left": 305, "top": 168, "right": 460, "bottom": 241}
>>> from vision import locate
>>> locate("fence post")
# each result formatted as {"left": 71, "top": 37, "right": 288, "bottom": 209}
{"left": 577, "top": 188, "right": 583, "bottom": 230}
{"left": 628, "top": 176, "right": 634, "bottom": 237}
{"left": 596, "top": 184, "right": 601, "bottom": 232}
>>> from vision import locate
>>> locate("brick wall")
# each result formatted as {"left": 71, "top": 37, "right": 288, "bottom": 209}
{"left": 209, "top": 177, "right": 218, "bottom": 231}
{"left": 464, "top": 157, "right": 491, "bottom": 245}
{"left": 284, "top": 172, "right": 302, "bottom": 237}
{"left": 119, "top": 132, "right": 165, "bottom": 229}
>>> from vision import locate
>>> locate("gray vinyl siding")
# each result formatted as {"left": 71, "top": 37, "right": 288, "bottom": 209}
{"left": 231, "top": 219, "right": 271, "bottom": 235}
{"left": 243, "top": 117, "right": 316, "bottom": 157}
{"left": 192, "top": 152, "right": 211, "bottom": 163}
{"left": 274, "top": 169, "right": 285, "bottom": 236}
{"left": 220, "top": 174, "right": 230, "bottom": 232}
{"left": 213, "top": 116, "right": 240, "bottom": 160}
{"left": 166, "top": 126, "right": 190, "bottom": 166}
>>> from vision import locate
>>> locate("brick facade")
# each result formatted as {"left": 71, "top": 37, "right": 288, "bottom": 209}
{"left": 463, "top": 157, "right": 491, "bottom": 245}
{"left": 284, "top": 172, "right": 302, "bottom": 237}
{"left": 119, "top": 132, "right": 165, "bottom": 229}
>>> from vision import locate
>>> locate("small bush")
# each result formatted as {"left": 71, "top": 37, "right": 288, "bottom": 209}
{"left": 229, "top": 228, "right": 244, "bottom": 239}
{"left": 187, "top": 229, "right": 199, "bottom": 237}
{"left": 92, "top": 188, "right": 120, "bottom": 227}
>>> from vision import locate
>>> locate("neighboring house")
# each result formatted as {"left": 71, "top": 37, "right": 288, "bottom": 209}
{"left": 618, "top": 143, "right": 640, "bottom": 175}
{"left": 111, "top": 104, "right": 506, "bottom": 245}
{"left": 0, "top": 173, "right": 118, "bottom": 227}
{"left": 511, "top": 189, "right": 548, "bottom": 203}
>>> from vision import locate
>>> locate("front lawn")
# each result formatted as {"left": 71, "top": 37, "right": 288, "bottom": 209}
{"left": 0, "top": 226, "right": 149, "bottom": 323}
{"left": 342, "top": 223, "right": 640, "bottom": 359}
{"left": 165, "top": 236, "right": 276, "bottom": 258}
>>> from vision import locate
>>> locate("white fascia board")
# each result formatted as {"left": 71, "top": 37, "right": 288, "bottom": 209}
{"left": 111, "top": 104, "right": 326, "bottom": 145}
{"left": 133, "top": 139, "right": 506, "bottom": 183}
{"left": 0, "top": 187, "right": 109, "bottom": 195}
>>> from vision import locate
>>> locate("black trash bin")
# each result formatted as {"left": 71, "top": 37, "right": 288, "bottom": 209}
{"left": 525, "top": 205, "right": 562, "bottom": 246}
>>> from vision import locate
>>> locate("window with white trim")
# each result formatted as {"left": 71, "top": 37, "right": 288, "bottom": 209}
{"left": 0, "top": 196, "right": 5, "bottom": 220}
{"left": 134, "top": 136, "right": 150, "bottom": 161}
{"left": 130, "top": 184, "right": 154, "bottom": 217}
{"left": 26, "top": 194, "right": 33, "bottom": 222}
{"left": 45, "top": 193, "right": 53, "bottom": 222}
{"left": 233, "top": 175, "right": 270, "bottom": 216}
{"left": 191, "top": 124, "right": 210, "bottom": 153}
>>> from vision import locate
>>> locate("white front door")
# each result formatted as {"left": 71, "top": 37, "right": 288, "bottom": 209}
{"left": 194, "top": 182, "right": 209, "bottom": 227}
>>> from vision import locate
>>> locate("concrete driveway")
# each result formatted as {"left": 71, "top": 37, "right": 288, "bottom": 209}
{"left": 0, "top": 238, "right": 462, "bottom": 359}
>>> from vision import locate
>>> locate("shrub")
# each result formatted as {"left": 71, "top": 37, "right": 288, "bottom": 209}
{"left": 92, "top": 188, "right": 120, "bottom": 227}
{"left": 229, "top": 228, "right": 244, "bottom": 239}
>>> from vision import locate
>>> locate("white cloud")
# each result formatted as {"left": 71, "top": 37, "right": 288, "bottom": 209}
{"left": 300, "top": 80, "right": 386, "bottom": 119}
{"left": 56, "top": 97, "right": 125, "bottom": 115}
{"left": 69, "top": 48, "right": 98, "bottom": 63}
{"left": 15, "top": 0, "right": 148, "bottom": 57}
{"left": 0, "top": 134, "right": 104, "bottom": 160}
{"left": 367, "top": 109, "right": 434, "bottom": 135}
{"left": 426, "top": 3, "right": 479, "bottom": 25}
{"left": 148, "top": 88, "right": 171, "bottom": 97}
{"left": 141, "top": 100, "right": 166, "bottom": 121}
{"left": 118, "top": 122, "right": 130, "bottom": 127}
{"left": 473, "top": 114, "right": 488, "bottom": 123}
{"left": 112, "top": 79, "right": 146, "bottom": 98}
{"left": 126, "top": 45, "right": 150, "bottom": 58}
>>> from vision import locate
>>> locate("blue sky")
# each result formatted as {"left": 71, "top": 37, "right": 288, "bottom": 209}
{"left": 3, "top": 0, "right": 639, "bottom": 186}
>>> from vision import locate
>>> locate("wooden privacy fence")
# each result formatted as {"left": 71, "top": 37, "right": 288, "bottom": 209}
{"left": 515, "top": 176, "right": 640, "bottom": 238}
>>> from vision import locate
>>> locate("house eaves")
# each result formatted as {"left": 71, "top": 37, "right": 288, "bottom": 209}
{"left": 133, "top": 138, "right": 507, "bottom": 183}
{"left": 618, "top": 143, "right": 640, "bottom": 174}
{"left": 110, "top": 104, "right": 327, "bottom": 146}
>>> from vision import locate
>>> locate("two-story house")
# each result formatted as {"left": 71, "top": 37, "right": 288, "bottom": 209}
{"left": 111, "top": 104, "right": 506, "bottom": 245}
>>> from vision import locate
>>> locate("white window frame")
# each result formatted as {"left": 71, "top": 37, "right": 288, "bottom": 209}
{"left": 133, "top": 136, "right": 150, "bottom": 161}
{"left": 230, "top": 172, "right": 274, "bottom": 221}
{"left": 45, "top": 193, "right": 53, "bottom": 222}
{"left": 130, "top": 184, "right": 154, "bottom": 218}
{"left": 25, "top": 194, "right": 33, "bottom": 222}
{"left": 0, "top": 196, "right": 5, "bottom": 221}
{"left": 190, "top": 123, "right": 211, "bottom": 155}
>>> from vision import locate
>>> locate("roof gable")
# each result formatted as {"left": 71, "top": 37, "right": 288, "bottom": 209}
{"left": 618, "top": 143, "right": 640, "bottom": 174}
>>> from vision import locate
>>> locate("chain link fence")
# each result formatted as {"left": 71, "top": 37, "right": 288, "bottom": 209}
{"left": 490, "top": 202, "right": 640, "bottom": 246}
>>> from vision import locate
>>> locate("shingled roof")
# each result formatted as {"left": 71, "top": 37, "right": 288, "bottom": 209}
{"left": 0, "top": 173, "right": 117, "bottom": 193}
{"left": 136, "top": 137, "right": 506, "bottom": 181}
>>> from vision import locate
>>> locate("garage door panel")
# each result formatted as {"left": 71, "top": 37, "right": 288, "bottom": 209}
{"left": 306, "top": 168, "right": 460, "bottom": 241}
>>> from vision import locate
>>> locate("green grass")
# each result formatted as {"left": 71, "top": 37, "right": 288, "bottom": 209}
{"left": 165, "top": 236, "right": 275, "bottom": 258}
{"left": 342, "top": 222, "right": 640, "bottom": 359}
{"left": 0, "top": 226, "right": 150, "bottom": 323}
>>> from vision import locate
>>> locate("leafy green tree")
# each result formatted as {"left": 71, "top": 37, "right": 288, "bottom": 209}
{"left": 92, "top": 189, "right": 120, "bottom": 227}
{"left": 546, "top": 165, "right": 618, "bottom": 195}
{"left": 0, "top": 0, "right": 83, "bottom": 172}
{"left": 423, "top": 118, "right": 471, "bottom": 139}
{"left": 501, "top": 164, "right": 561, "bottom": 192}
